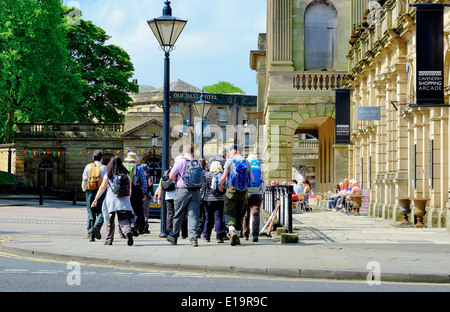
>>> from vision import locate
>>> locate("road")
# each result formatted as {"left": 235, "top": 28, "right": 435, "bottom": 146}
{"left": 1, "top": 201, "right": 450, "bottom": 298}
{"left": 1, "top": 250, "right": 450, "bottom": 293}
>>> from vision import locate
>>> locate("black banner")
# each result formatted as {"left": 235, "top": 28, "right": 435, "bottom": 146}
{"left": 334, "top": 88, "right": 352, "bottom": 144}
{"left": 411, "top": 3, "right": 448, "bottom": 105}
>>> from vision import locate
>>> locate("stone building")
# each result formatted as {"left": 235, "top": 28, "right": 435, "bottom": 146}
{"left": 342, "top": 0, "right": 450, "bottom": 229}
{"left": 250, "top": 0, "right": 352, "bottom": 192}
{"left": 5, "top": 80, "right": 256, "bottom": 199}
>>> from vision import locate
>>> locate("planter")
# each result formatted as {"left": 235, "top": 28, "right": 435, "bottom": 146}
{"left": 398, "top": 198, "right": 411, "bottom": 225}
{"left": 350, "top": 195, "right": 363, "bottom": 216}
{"left": 413, "top": 199, "right": 428, "bottom": 228}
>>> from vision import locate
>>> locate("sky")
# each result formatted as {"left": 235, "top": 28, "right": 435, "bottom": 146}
{"left": 62, "top": 0, "right": 267, "bottom": 96}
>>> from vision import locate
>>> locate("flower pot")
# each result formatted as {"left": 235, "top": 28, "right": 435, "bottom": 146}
{"left": 413, "top": 199, "right": 428, "bottom": 228}
{"left": 398, "top": 198, "right": 411, "bottom": 225}
{"left": 350, "top": 195, "right": 362, "bottom": 216}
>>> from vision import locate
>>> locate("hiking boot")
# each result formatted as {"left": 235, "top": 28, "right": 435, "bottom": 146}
{"left": 93, "top": 225, "right": 101, "bottom": 240}
{"left": 127, "top": 232, "right": 134, "bottom": 246}
{"left": 131, "top": 227, "right": 139, "bottom": 237}
{"left": 190, "top": 238, "right": 198, "bottom": 247}
{"left": 166, "top": 235, "right": 177, "bottom": 245}
{"left": 253, "top": 237, "right": 259, "bottom": 242}
{"left": 104, "top": 240, "right": 112, "bottom": 245}
{"left": 229, "top": 231, "right": 240, "bottom": 246}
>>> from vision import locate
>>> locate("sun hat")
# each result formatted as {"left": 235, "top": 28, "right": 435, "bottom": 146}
{"left": 124, "top": 152, "right": 138, "bottom": 162}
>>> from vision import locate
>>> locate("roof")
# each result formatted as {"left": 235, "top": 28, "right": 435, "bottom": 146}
{"left": 120, "top": 118, "right": 183, "bottom": 139}
{"left": 150, "top": 79, "right": 202, "bottom": 93}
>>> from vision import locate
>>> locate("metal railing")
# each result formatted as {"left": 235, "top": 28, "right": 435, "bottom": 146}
{"left": 262, "top": 185, "right": 293, "bottom": 234}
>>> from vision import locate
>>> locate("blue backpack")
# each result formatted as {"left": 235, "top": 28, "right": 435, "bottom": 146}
{"left": 211, "top": 171, "right": 226, "bottom": 196}
{"left": 248, "top": 159, "right": 262, "bottom": 193}
{"left": 183, "top": 159, "right": 203, "bottom": 190}
{"left": 229, "top": 159, "right": 250, "bottom": 191}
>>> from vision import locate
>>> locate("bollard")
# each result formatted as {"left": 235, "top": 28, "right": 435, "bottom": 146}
{"left": 73, "top": 187, "right": 77, "bottom": 205}
{"left": 39, "top": 186, "right": 44, "bottom": 205}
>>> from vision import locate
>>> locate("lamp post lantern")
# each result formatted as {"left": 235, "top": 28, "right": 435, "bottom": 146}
{"left": 193, "top": 91, "right": 212, "bottom": 159}
{"left": 148, "top": 1, "right": 187, "bottom": 237}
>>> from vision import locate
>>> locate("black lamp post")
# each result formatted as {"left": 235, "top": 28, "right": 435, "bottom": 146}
{"left": 151, "top": 133, "right": 158, "bottom": 183}
{"left": 193, "top": 91, "right": 212, "bottom": 159}
{"left": 148, "top": 1, "right": 187, "bottom": 237}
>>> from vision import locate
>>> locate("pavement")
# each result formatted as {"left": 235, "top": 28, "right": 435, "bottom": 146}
{"left": 2, "top": 195, "right": 450, "bottom": 283}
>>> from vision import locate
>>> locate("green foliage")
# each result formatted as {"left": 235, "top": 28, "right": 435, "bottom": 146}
{"left": 0, "top": 0, "right": 83, "bottom": 143}
{"left": 203, "top": 81, "right": 246, "bottom": 95}
{"left": 0, "top": 1, "right": 138, "bottom": 143}
{"left": 66, "top": 16, "right": 138, "bottom": 123}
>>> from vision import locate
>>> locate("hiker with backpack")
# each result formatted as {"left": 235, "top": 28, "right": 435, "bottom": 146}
{"left": 243, "top": 154, "right": 265, "bottom": 242}
{"left": 155, "top": 155, "right": 188, "bottom": 237}
{"left": 200, "top": 160, "right": 226, "bottom": 243}
{"left": 218, "top": 144, "right": 254, "bottom": 246}
{"left": 166, "top": 145, "right": 204, "bottom": 247}
{"left": 123, "top": 152, "right": 148, "bottom": 236}
{"left": 82, "top": 150, "right": 107, "bottom": 242}
{"left": 91, "top": 156, "right": 135, "bottom": 246}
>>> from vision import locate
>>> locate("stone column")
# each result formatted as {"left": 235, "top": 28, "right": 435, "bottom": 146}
{"left": 268, "top": 0, "right": 293, "bottom": 71}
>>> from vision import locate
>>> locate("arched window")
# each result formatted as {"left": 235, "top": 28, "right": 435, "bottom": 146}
{"left": 145, "top": 157, "right": 162, "bottom": 185}
{"left": 304, "top": 0, "right": 338, "bottom": 71}
{"left": 38, "top": 159, "right": 54, "bottom": 188}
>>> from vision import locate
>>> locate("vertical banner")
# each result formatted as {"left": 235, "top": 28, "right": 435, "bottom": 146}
{"left": 334, "top": 88, "right": 352, "bottom": 144}
{"left": 411, "top": 3, "right": 448, "bottom": 105}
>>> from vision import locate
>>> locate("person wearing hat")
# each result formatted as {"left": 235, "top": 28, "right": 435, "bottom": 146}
{"left": 81, "top": 150, "right": 107, "bottom": 242}
{"left": 123, "top": 152, "right": 148, "bottom": 235}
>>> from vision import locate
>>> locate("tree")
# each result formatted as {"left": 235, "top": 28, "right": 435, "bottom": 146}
{"left": 66, "top": 14, "right": 138, "bottom": 123}
{"left": 0, "top": 0, "right": 83, "bottom": 143}
{"left": 0, "top": 2, "right": 139, "bottom": 143}
{"left": 203, "top": 81, "right": 246, "bottom": 95}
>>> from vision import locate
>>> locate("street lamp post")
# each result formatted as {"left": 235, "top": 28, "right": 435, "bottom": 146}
{"left": 148, "top": 1, "right": 187, "bottom": 237}
{"left": 151, "top": 133, "right": 158, "bottom": 183}
{"left": 193, "top": 91, "right": 212, "bottom": 159}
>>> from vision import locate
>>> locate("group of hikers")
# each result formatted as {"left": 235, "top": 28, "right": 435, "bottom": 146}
{"left": 81, "top": 144, "right": 265, "bottom": 247}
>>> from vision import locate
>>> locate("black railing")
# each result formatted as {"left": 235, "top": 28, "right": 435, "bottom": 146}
{"left": 262, "top": 185, "right": 293, "bottom": 234}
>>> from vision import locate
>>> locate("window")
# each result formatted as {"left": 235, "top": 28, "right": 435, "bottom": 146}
{"left": 219, "top": 109, "right": 227, "bottom": 122}
{"left": 304, "top": 0, "right": 338, "bottom": 71}
{"left": 145, "top": 157, "right": 162, "bottom": 184}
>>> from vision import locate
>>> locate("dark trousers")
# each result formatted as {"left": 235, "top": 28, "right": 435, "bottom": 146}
{"left": 130, "top": 186, "right": 144, "bottom": 232}
{"left": 203, "top": 201, "right": 224, "bottom": 240}
{"left": 243, "top": 194, "right": 262, "bottom": 238}
{"left": 106, "top": 210, "right": 133, "bottom": 244}
{"left": 224, "top": 187, "right": 248, "bottom": 232}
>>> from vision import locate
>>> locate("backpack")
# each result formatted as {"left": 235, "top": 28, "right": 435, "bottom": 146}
{"left": 183, "top": 159, "right": 203, "bottom": 190}
{"left": 210, "top": 171, "right": 226, "bottom": 196}
{"left": 109, "top": 172, "right": 130, "bottom": 197}
{"left": 229, "top": 159, "right": 250, "bottom": 191}
{"left": 87, "top": 163, "right": 103, "bottom": 191}
{"left": 161, "top": 167, "right": 176, "bottom": 191}
{"left": 124, "top": 163, "right": 137, "bottom": 185}
{"left": 248, "top": 159, "right": 262, "bottom": 193}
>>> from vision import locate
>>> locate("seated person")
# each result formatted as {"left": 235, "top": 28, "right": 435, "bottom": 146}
{"left": 328, "top": 183, "right": 342, "bottom": 211}
{"left": 346, "top": 180, "right": 361, "bottom": 209}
